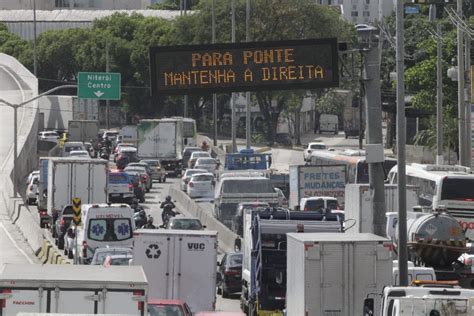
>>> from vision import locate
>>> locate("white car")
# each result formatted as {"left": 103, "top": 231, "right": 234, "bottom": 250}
{"left": 38, "top": 131, "right": 59, "bottom": 142}
{"left": 181, "top": 168, "right": 208, "bottom": 191}
{"left": 91, "top": 247, "right": 133, "bottom": 265}
{"left": 69, "top": 150, "right": 90, "bottom": 158}
{"left": 194, "top": 157, "right": 219, "bottom": 175}
{"left": 187, "top": 173, "right": 215, "bottom": 199}
{"left": 188, "top": 151, "right": 211, "bottom": 168}
{"left": 25, "top": 174, "right": 39, "bottom": 205}
{"left": 303, "top": 142, "right": 327, "bottom": 161}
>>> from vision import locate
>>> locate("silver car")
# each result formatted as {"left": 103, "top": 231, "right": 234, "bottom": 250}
{"left": 194, "top": 158, "right": 219, "bottom": 175}
{"left": 181, "top": 168, "right": 208, "bottom": 191}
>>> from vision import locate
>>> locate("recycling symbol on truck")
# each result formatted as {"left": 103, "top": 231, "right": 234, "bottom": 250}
{"left": 145, "top": 244, "right": 161, "bottom": 259}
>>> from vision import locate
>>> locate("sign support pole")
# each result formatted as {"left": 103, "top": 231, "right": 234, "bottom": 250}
{"left": 231, "top": 0, "right": 237, "bottom": 153}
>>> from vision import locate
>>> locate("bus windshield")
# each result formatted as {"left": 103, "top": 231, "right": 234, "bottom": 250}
{"left": 356, "top": 159, "right": 397, "bottom": 183}
{"left": 441, "top": 178, "right": 474, "bottom": 201}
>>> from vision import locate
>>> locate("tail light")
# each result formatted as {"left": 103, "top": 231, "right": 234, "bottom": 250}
{"left": 39, "top": 210, "right": 47, "bottom": 216}
{"left": 82, "top": 241, "right": 87, "bottom": 258}
{"left": 189, "top": 182, "right": 194, "bottom": 188}
{"left": 60, "top": 218, "right": 65, "bottom": 226}
{"left": 1, "top": 289, "right": 11, "bottom": 308}
{"left": 133, "top": 290, "right": 144, "bottom": 311}
{"left": 128, "top": 184, "right": 134, "bottom": 191}
{"left": 465, "top": 257, "right": 473, "bottom": 265}
{"left": 336, "top": 205, "right": 341, "bottom": 210}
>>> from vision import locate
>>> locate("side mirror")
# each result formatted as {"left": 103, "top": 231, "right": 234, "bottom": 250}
{"left": 216, "top": 261, "right": 221, "bottom": 267}
{"left": 363, "top": 298, "right": 374, "bottom": 316}
{"left": 202, "top": 225, "right": 207, "bottom": 229}
{"left": 234, "top": 238, "right": 242, "bottom": 252}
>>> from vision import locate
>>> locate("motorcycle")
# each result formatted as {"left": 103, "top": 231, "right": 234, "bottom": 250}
{"left": 160, "top": 208, "right": 180, "bottom": 228}
{"left": 99, "top": 147, "right": 109, "bottom": 160}
{"left": 133, "top": 209, "right": 147, "bottom": 229}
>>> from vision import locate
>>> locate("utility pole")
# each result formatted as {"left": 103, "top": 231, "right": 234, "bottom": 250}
{"left": 106, "top": 41, "right": 110, "bottom": 130}
{"left": 359, "top": 53, "right": 364, "bottom": 150}
{"left": 212, "top": 0, "right": 218, "bottom": 147}
{"left": 430, "top": 5, "right": 444, "bottom": 164}
{"left": 395, "top": 0, "right": 408, "bottom": 287}
{"left": 245, "top": 0, "right": 251, "bottom": 149}
{"left": 231, "top": 0, "right": 237, "bottom": 153}
{"left": 464, "top": 35, "right": 471, "bottom": 166}
{"left": 33, "top": 0, "right": 37, "bottom": 76}
{"left": 457, "top": 0, "right": 467, "bottom": 166}
{"left": 180, "top": 1, "right": 188, "bottom": 118}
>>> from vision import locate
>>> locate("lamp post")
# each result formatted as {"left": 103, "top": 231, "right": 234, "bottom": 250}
{"left": 0, "top": 85, "right": 76, "bottom": 198}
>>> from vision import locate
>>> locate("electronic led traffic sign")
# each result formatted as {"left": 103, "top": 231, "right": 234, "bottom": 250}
{"left": 149, "top": 38, "right": 339, "bottom": 96}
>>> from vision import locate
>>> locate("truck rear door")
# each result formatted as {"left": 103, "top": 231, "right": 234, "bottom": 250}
{"left": 174, "top": 234, "right": 217, "bottom": 312}
{"left": 90, "top": 163, "right": 107, "bottom": 203}
{"left": 53, "top": 162, "right": 72, "bottom": 212}
{"left": 72, "top": 161, "right": 91, "bottom": 203}
{"left": 1, "top": 288, "right": 46, "bottom": 315}
{"left": 157, "top": 122, "right": 176, "bottom": 158}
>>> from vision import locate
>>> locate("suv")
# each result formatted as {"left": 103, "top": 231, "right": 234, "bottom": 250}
{"left": 303, "top": 142, "right": 327, "bottom": 161}
{"left": 108, "top": 171, "right": 135, "bottom": 203}
{"left": 62, "top": 142, "right": 86, "bottom": 157}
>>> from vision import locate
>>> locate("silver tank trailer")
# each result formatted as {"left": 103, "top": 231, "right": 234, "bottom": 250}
{"left": 397, "top": 212, "right": 466, "bottom": 268}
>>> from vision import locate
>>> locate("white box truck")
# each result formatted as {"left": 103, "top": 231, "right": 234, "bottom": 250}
{"left": 132, "top": 229, "right": 217, "bottom": 313}
{"left": 46, "top": 157, "right": 108, "bottom": 227}
{"left": 289, "top": 164, "right": 347, "bottom": 209}
{"left": 286, "top": 233, "right": 393, "bottom": 316}
{"left": 344, "top": 184, "right": 420, "bottom": 233}
{"left": 68, "top": 120, "right": 100, "bottom": 142}
{"left": 137, "top": 119, "right": 184, "bottom": 176}
{"left": 0, "top": 264, "right": 148, "bottom": 316}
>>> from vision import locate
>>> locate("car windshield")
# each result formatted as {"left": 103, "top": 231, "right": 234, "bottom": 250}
{"left": 441, "top": 178, "right": 474, "bottom": 200}
{"left": 327, "top": 200, "right": 339, "bottom": 210}
{"left": 305, "top": 199, "right": 325, "bottom": 211}
{"left": 222, "top": 179, "right": 274, "bottom": 194}
{"left": 65, "top": 146, "right": 83, "bottom": 152}
{"left": 197, "top": 159, "right": 215, "bottom": 165}
{"left": 110, "top": 257, "right": 131, "bottom": 265}
{"left": 92, "top": 250, "right": 131, "bottom": 265}
{"left": 171, "top": 219, "right": 202, "bottom": 230}
{"left": 192, "top": 175, "right": 214, "bottom": 182}
{"left": 229, "top": 254, "right": 243, "bottom": 266}
{"left": 193, "top": 152, "right": 209, "bottom": 158}
{"left": 310, "top": 144, "right": 326, "bottom": 149}
{"left": 148, "top": 304, "right": 184, "bottom": 316}
{"left": 88, "top": 219, "right": 132, "bottom": 242}
{"left": 62, "top": 206, "right": 73, "bottom": 215}
{"left": 185, "top": 170, "right": 206, "bottom": 177}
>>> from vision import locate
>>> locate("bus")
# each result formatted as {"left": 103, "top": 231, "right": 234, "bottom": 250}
{"left": 309, "top": 149, "right": 397, "bottom": 183}
{"left": 224, "top": 148, "right": 272, "bottom": 170}
{"left": 387, "top": 163, "right": 474, "bottom": 238}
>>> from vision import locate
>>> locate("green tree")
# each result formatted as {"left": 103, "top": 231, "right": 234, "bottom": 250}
{"left": 148, "top": 0, "right": 200, "bottom": 10}
{"left": 0, "top": 28, "right": 33, "bottom": 69}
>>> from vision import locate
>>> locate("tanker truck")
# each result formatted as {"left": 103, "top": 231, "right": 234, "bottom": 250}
{"left": 387, "top": 208, "right": 474, "bottom": 287}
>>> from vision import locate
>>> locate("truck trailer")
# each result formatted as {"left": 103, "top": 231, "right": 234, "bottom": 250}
{"left": 0, "top": 264, "right": 148, "bottom": 316}
{"left": 132, "top": 229, "right": 217, "bottom": 313}
{"left": 286, "top": 233, "right": 393, "bottom": 316}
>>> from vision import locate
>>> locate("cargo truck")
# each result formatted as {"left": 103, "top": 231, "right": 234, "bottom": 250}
{"left": 289, "top": 164, "right": 347, "bottom": 209}
{"left": 0, "top": 264, "right": 148, "bottom": 316}
{"left": 45, "top": 157, "right": 108, "bottom": 228}
{"left": 240, "top": 209, "right": 344, "bottom": 316}
{"left": 286, "top": 233, "right": 393, "bottom": 316}
{"left": 137, "top": 119, "right": 187, "bottom": 176}
{"left": 68, "top": 120, "right": 100, "bottom": 142}
{"left": 132, "top": 229, "right": 217, "bottom": 313}
{"left": 344, "top": 184, "right": 420, "bottom": 233}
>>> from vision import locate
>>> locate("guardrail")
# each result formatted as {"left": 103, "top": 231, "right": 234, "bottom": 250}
{"left": 170, "top": 187, "right": 238, "bottom": 253}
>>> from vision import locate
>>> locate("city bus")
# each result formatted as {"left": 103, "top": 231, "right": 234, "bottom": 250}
{"left": 387, "top": 163, "right": 474, "bottom": 238}
{"left": 309, "top": 149, "right": 397, "bottom": 183}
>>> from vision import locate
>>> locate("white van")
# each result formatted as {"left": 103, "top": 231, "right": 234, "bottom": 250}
{"left": 299, "top": 196, "right": 340, "bottom": 212}
{"left": 73, "top": 203, "right": 135, "bottom": 264}
{"left": 392, "top": 260, "right": 436, "bottom": 285}
{"left": 319, "top": 114, "right": 338, "bottom": 134}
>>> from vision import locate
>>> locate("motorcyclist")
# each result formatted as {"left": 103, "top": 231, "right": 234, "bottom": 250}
{"left": 104, "top": 136, "right": 112, "bottom": 153}
{"left": 133, "top": 209, "right": 147, "bottom": 228}
{"left": 201, "top": 141, "right": 209, "bottom": 152}
{"left": 160, "top": 195, "right": 177, "bottom": 225}
{"left": 143, "top": 216, "right": 156, "bottom": 229}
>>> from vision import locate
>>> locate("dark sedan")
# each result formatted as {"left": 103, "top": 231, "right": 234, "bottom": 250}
{"left": 217, "top": 252, "right": 243, "bottom": 298}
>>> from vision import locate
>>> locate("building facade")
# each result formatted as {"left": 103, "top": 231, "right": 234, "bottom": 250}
{"left": 316, "top": 0, "right": 394, "bottom": 24}
{"left": 0, "top": 0, "right": 165, "bottom": 10}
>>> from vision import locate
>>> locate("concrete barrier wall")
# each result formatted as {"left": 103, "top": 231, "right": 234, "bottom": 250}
{"left": 170, "top": 187, "right": 238, "bottom": 253}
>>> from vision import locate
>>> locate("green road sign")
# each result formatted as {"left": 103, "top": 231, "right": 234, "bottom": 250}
{"left": 78, "top": 72, "right": 121, "bottom": 100}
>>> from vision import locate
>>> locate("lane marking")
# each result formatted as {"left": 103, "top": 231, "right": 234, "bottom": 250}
{"left": 0, "top": 220, "right": 34, "bottom": 263}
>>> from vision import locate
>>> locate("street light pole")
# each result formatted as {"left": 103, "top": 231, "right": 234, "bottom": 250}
{"left": 457, "top": 0, "right": 467, "bottom": 166}
{"left": 212, "top": 0, "right": 218, "bottom": 147}
{"left": 245, "top": 0, "right": 251, "bottom": 149}
{"left": 0, "top": 85, "right": 77, "bottom": 198}
{"left": 33, "top": 0, "right": 37, "bottom": 76}
{"left": 231, "top": 0, "right": 237, "bottom": 153}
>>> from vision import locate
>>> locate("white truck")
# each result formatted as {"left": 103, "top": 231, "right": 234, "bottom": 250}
{"left": 240, "top": 209, "right": 344, "bottom": 315}
{"left": 0, "top": 264, "right": 148, "bottom": 316}
{"left": 119, "top": 125, "right": 138, "bottom": 146}
{"left": 286, "top": 233, "right": 393, "bottom": 316}
{"left": 132, "top": 229, "right": 218, "bottom": 313}
{"left": 68, "top": 120, "right": 100, "bottom": 142}
{"left": 137, "top": 118, "right": 185, "bottom": 176}
{"left": 289, "top": 164, "right": 347, "bottom": 209}
{"left": 46, "top": 157, "right": 108, "bottom": 228}
{"left": 344, "top": 184, "right": 420, "bottom": 233}
{"left": 364, "top": 285, "right": 474, "bottom": 316}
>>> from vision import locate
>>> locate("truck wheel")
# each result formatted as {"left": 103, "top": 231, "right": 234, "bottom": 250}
{"left": 146, "top": 188, "right": 150, "bottom": 193}
{"left": 222, "top": 286, "right": 230, "bottom": 299}
{"left": 216, "top": 285, "right": 222, "bottom": 295}
{"left": 68, "top": 250, "right": 73, "bottom": 259}
{"left": 345, "top": 133, "right": 348, "bottom": 139}
{"left": 162, "top": 177, "right": 166, "bottom": 183}
{"left": 58, "top": 238, "right": 64, "bottom": 250}
{"left": 52, "top": 228, "right": 57, "bottom": 238}
{"left": 158, "top": 178, "right": 162, "bottom": 183}
{"left": 40, "top": 221, "right": 45, "bottom": 229}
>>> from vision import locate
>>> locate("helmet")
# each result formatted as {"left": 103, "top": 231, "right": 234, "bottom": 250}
{"left": 202, "top": 141, "right": 207, "bottom": 145}
{"left": 165, "top": 195, "right": 172, "bottom": 202}
{"left": 147, "top": 216, "right": 154, "bottom": 224}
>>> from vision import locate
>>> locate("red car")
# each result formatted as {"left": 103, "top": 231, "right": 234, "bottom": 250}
{"left": 148, "top": 299, "right": 192, "bottom": 316}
